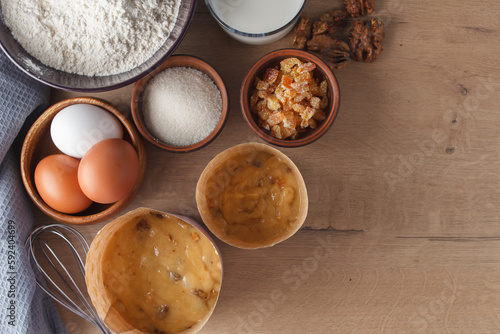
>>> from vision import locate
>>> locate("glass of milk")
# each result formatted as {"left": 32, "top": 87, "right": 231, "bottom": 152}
{"left": 205, "top": 0, "right": 307, "bottom": 45}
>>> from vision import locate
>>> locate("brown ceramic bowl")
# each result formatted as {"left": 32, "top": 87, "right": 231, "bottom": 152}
{"left": 240, "top": 49, "right": 340, "bottom": 147}
{"left": 196, "top": 142, "right": 308, "bottom": 249}
{"left": 131, "top": 55, "right": 229, "bottom": 153}
{"left": 20, "top": 97, "right": 146, "bottom": 225}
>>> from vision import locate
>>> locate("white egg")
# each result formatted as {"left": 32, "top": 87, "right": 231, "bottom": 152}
{"left": 50, "top": 104, "right": 123, "bottom": 158}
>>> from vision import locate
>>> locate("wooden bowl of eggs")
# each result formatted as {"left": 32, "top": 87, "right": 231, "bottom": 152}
{"left": 20, "top": 97, "right": 146, "bottom": 225}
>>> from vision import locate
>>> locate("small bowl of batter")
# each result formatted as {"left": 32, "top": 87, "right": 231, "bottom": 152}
{"left": 196, "top": 142, "right": 309, "bottom": 249}
{"left": 86, "top": 207, "right": 223, "bottom": 334}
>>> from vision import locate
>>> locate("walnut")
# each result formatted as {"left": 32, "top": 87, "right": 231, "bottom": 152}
{"left": 293, "top": 13, "right": 312, "bottom": 49}
{"left": 344, "top": 0, "right": 376, "bottom": 18}
{"left": 306, "top": 34, "right": 338, "bottom": 52}
{"left": 324, "top": 39, "right": 351, "bottom": 69}
{"left": 349, "top": 18, "right": 384, "bottom": 62}
{"left": 312, "top": 9, "right": 349, "bottom": 35}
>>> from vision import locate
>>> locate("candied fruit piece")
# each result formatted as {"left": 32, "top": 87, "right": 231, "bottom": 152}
{"left": 256, "top": 79, "right": 270, "bottom": 91}
{"left": 266, "top": 83, "right": 278, "bottom": 95}
{"left": 308, "top": 118, "right": 317, "bottom": 129}
{"left": 294, "top": 113, "right": 303, "bottom": 127}
{"left": 284, "top": 87, "right": 297, "bottom": 100}
{"left": 256, "top": 100, "right": 268, "bottom": 113}
{"left": 257, "top": 90, "right": 270, "bottom": 99}
{"left": 297, "top": 62, "right": 316, "bottom": 74}
{"left": 293, "top": 92, "right": 308, "bottom": 103}
{"left": 275, "top": 86, "right": 287, "bottom": 103}
{"left": 300, "top": 118, "right": 309, "bottom": 129}
{"left": 295, "top": 72, "right": 312, "bottom": 83}
{"left": 292, "top": 103, "right": 306, "bottom": 113}
{"left": 267, "top": 96, "right": 282, "bottom": 111}
{"left": 281, "top": 75, "right": 293, "bottom": 89}
{"left": 282, "top": 111, "right": 298, "bottom": 129}
{"left": 313, "top": 110, "right": 326, "bottom": 121}
{"left": 280, "top": 57, "right": 302, "bottom": 74}
{"left": 291, "top": 81, "right": 309, "bottom": 94}
{"left": 320, "top": 96, "right": 329, "bottom": 109}
{"left": 309, "top": 82, "right": 320, "bottom": 96}
{"left": 310, "top": 96, "right": 321, "bottom": 109}
{"left": 263, "top": 68, "right": 280, "bottom": 83}
{"left": 301, "top": 107, "right": 316, "bottom": 121}
{"left": 268, "top": 112, "right": 285, "bottom": 126}
{"left": 260, "top": 120, "right": 271, "bottom": 130}
{"left": 271, "top": 124, "right": 283, "bottom": 139}
{"left": 282, "top": 98, "right": 292, "bottom": 109}
{"left": 250, "top": 92, "right": 259, "bottom": 110}
{"left": 258, "top": 108, "right": 271, "bottom": 121}
{"left": 319, "top": 80, "right": 328, "bottom": 97}
{"left": 272, "top": 123, "right": 296, "bottom": 140}
{"left": 282, "top": 126, "right": 297, "bottom": 140}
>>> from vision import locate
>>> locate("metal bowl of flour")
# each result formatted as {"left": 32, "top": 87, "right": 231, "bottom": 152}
{"left": 0, "top": 0, "right": 196, "bottom": 92}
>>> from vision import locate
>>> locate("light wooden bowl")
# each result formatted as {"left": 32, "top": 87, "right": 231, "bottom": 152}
{"left": 131, "top": 54, "right": 229, "bottom": 153}
{"left": 20, "top": 97, "right": 146, "bottom": 225}
{"left": 86, "top": 207, "right": 223, "bottom": 334}
{"left": 196, "top": 142, "right": 308, "bottom": 249}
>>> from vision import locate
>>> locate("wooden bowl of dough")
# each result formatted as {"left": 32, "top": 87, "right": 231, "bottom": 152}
{"left": 196, "top": 142, "right": 308, "bottom": 249}
{"left": 86, "top": 207, "right": 223, "bottom": 334}
{"left": 20, "top": 97, "right": 146, "bottom": 225}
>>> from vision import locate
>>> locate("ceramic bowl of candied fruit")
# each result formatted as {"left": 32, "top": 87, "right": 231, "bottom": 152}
{"left": 240, "top": 48, "right": 340, "bottom": 147}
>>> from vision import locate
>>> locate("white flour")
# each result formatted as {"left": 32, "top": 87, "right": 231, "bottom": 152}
{"left": 0, "top": 0, "right": 181, "bottom": 76}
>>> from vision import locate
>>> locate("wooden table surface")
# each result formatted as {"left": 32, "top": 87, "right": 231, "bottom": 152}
{"left": 36, "top": 0, "right": 500, "bottom": 333}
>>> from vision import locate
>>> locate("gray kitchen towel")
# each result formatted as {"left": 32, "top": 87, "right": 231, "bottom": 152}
{"left": 0, "top": 50, "right": 68, "bottom": 333}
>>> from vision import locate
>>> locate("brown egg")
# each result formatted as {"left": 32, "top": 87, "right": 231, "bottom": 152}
{"left": 78, "top": 138, "right": 139, "bottom": 204}
{"left": 34, "top": 154, "right": 93, "bottom": 214}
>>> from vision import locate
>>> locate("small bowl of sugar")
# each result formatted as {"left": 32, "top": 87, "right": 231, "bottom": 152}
{"left": 131, "top": 55, "right": 229, "bottom": 153}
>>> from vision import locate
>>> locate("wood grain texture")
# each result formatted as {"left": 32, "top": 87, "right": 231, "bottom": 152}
{"left": 38, "top": 0, "right": 500, "bottom": 333}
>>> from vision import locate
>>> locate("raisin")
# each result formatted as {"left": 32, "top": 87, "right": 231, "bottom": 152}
{"left": 136, "top": 219, "right": 150, "bottom": 231}
{"left": 153, "top": 329, "right": 166, "bottom": 334}
{"left": 151, "top": 211, "right": 164, "bottom": 219}
{"left": 253, "top": 160, "right": 263, "bottom": 168}
{"left": 170, "top": 272, "right": 182, "bottom": 281}
{"left": 156, "top": 305, "right": 169, "bottom": 320}
{"left": 192, "top": 289, "right": 208, "bottom": 300}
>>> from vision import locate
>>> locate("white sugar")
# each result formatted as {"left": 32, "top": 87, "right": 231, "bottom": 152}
{"left": 143, "top": 67, "right": 223, "bottom": 146}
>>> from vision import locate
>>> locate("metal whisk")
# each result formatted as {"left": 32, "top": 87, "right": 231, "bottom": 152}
{"left": 25, "top": 224, "right": 111, "bottom": 334}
